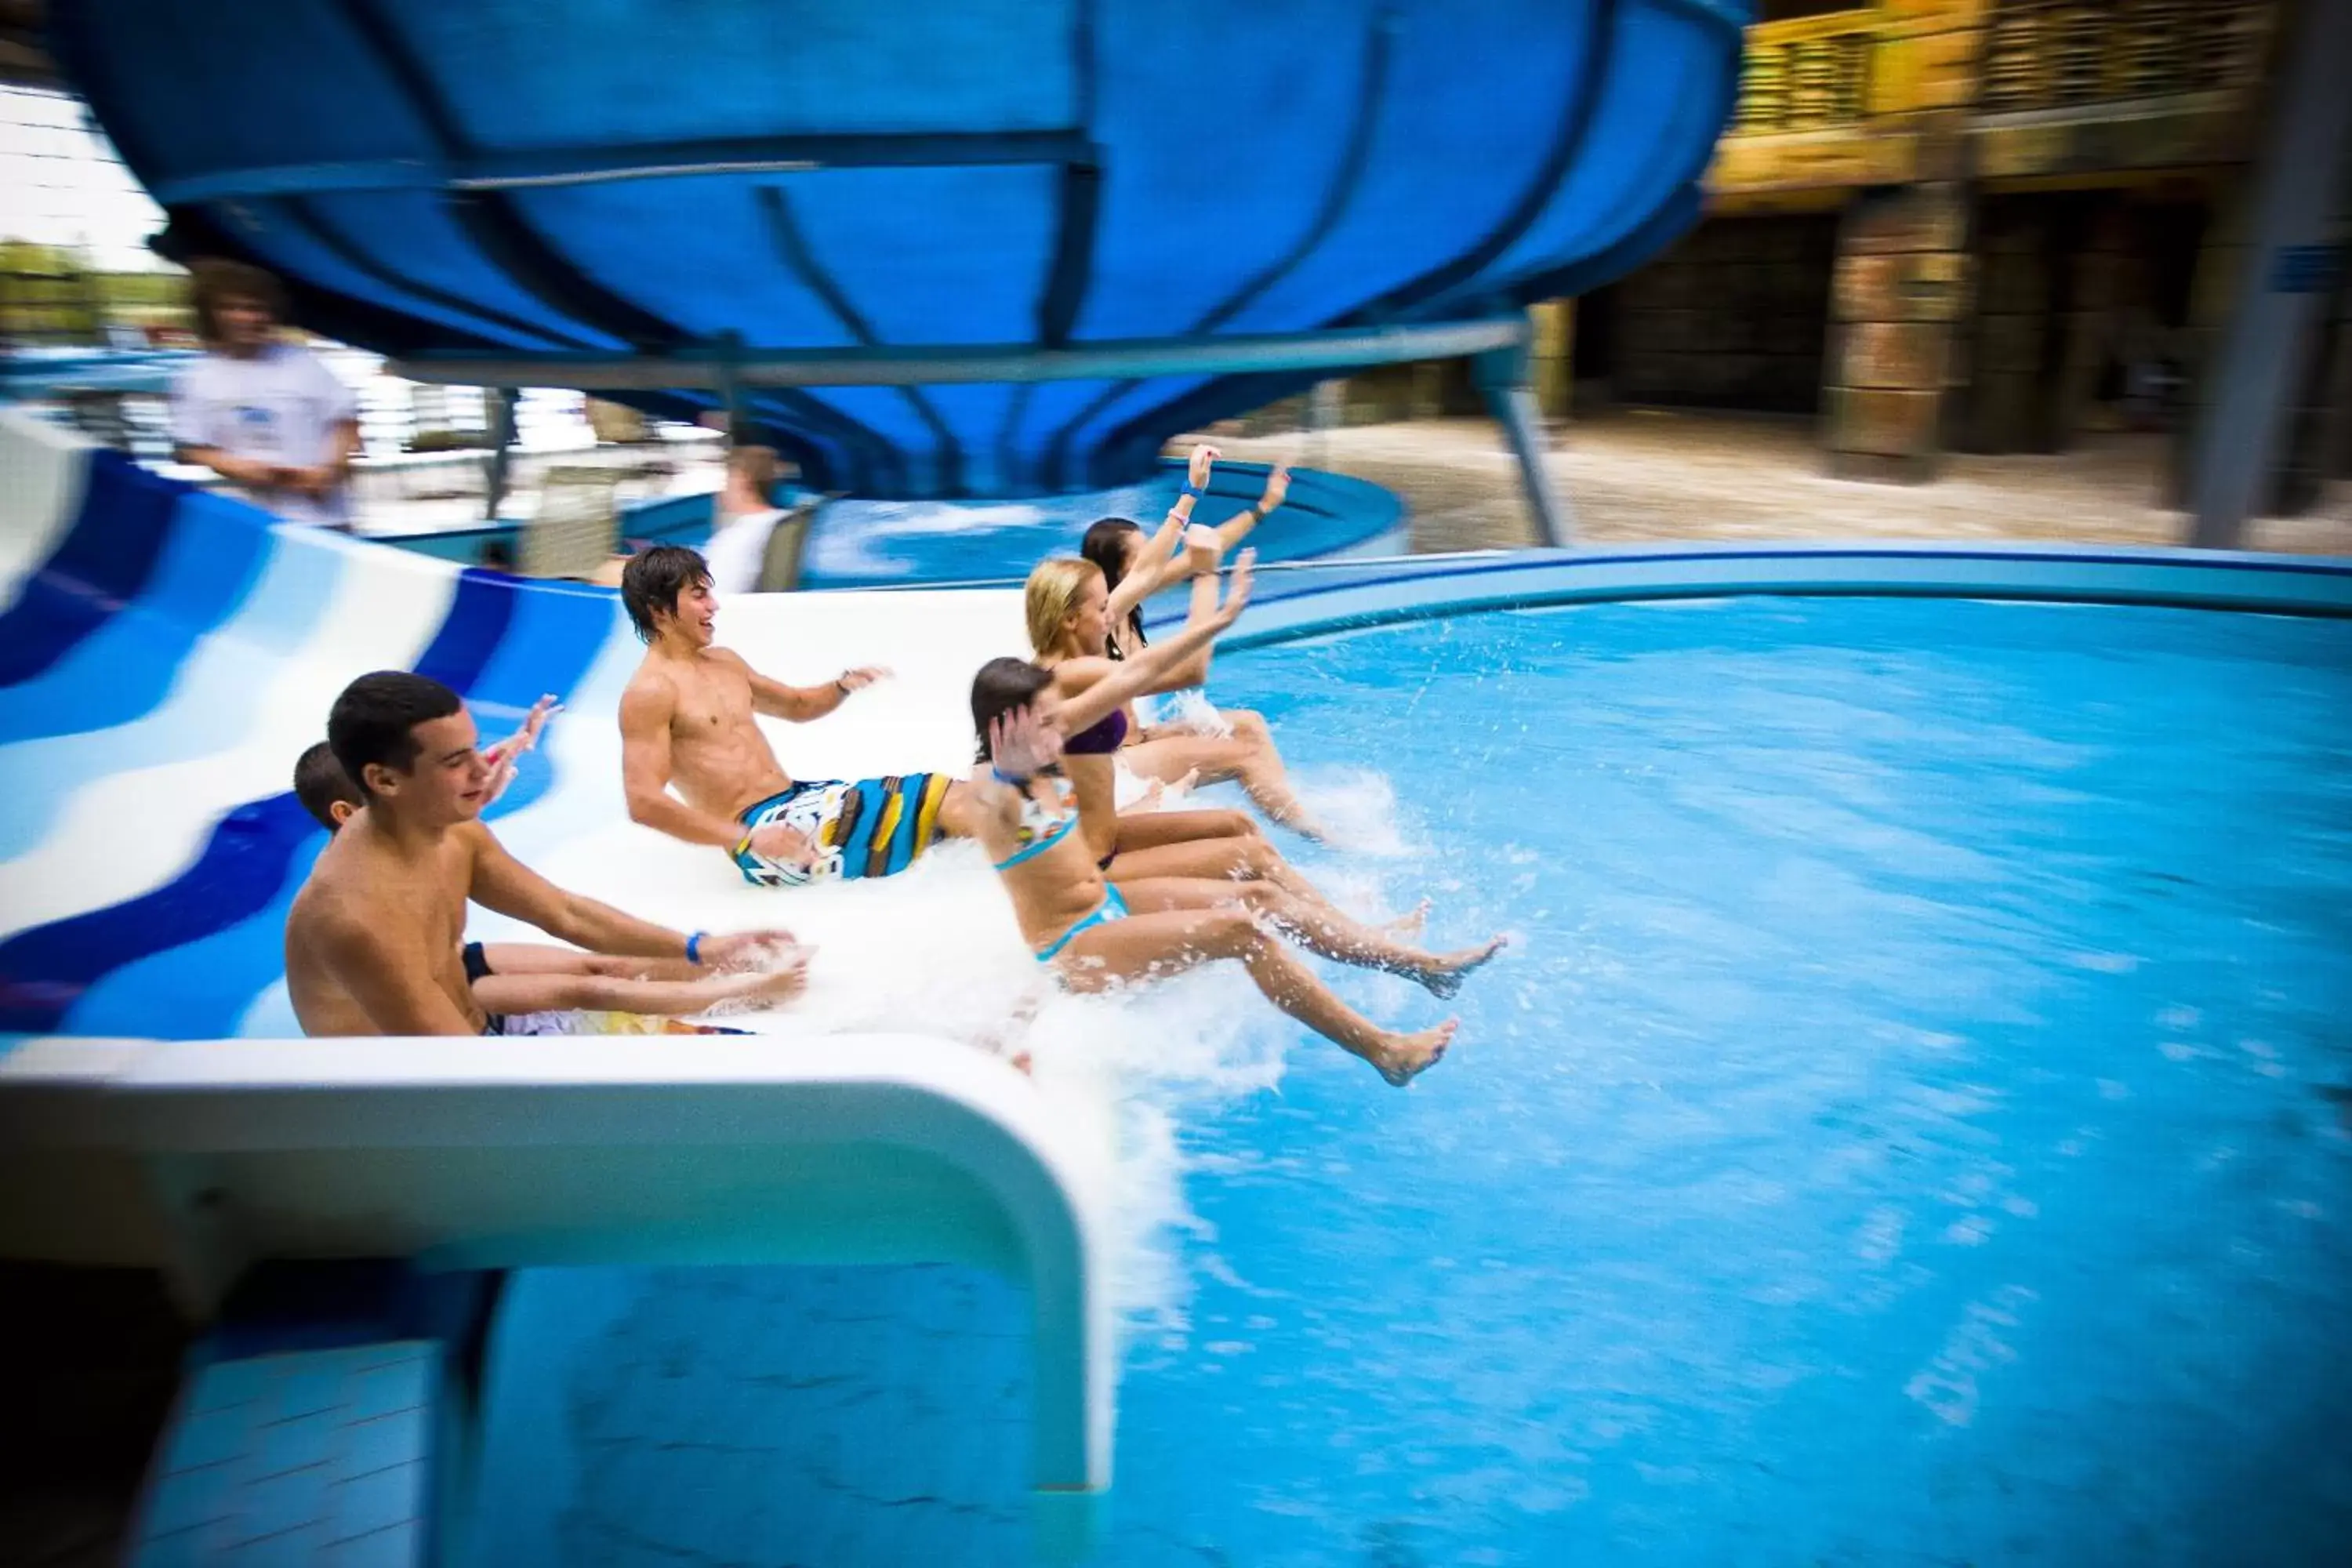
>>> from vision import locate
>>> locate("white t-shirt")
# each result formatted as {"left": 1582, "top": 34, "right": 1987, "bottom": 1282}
{"left": 169, "top": 343, "right": 361, "bottom": 526}
{"left": 702, "top": 505, "right": 786, "bottom": 594}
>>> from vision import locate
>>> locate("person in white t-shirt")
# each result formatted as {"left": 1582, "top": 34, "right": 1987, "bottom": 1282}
{"left": 700, "top": 443, "right": 797, "bottom": 594}
{"left": 169, "top": 260, "right": 361, "bottom": 528}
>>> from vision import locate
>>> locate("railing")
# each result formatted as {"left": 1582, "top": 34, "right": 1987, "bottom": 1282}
{"left": 1979, "top": 0, "right": 2270, "bottom": 113}
{"left": 1731, "top": 9, "right": 1876, "bottom": 135}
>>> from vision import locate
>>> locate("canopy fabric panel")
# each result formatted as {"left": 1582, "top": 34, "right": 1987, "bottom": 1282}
{"left": 55, "top": 0, "right": 1748, "bottom": 496}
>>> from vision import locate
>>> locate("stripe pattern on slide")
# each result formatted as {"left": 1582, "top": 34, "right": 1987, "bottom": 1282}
{"left": 2, "top": 565, "right": 586, "bottom": 1036}
{"left": 0, "top": 520, "right": 343, "bottom": 866}
{"left": 56, "top": 575, "right": 621, "bottom": 1039}
{"left": 0, "top": 450, "right": 183, "bottom": 687}
{"left": 0, "top": 489, "right": 275, "bottom": 746}
{"left": 0, "top": 535, "right": 456, "bottom": 938}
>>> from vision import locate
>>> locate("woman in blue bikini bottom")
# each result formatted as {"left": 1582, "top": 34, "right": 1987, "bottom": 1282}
{"left": 966, "top": 575, "right": 1504, "bottom": 1087}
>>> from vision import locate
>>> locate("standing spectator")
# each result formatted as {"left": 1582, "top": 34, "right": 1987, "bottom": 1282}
{"left": 700, "top": 444, "right": 797, "bottom": 594}
{"left": 169, "top": 260, "right": 361, "bottom": 528}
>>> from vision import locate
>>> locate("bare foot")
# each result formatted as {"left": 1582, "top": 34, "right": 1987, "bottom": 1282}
{"left": 750, "top": 949, "right": 812, "bottom": 1004}
{"left": 1132, "top": 778, "right": 1167, "bottom": 810}
{"left": 1382, "top": 898, "right": 1432, "bottom": 937}
{"left": 1421, "top": 935, "right": 1508, "bottom": 1000}
{"left": 1170, "top": 767, "right": 1200, "bottom": 796}
{"left": 1371, "top": 1018, "right": 1457, "bottom": 1086}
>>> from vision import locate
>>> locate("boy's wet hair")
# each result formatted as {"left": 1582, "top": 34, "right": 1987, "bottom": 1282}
{"left": 328, "top": 670, "right": 463, "bottom": 797}
{"left": 621, "top": 545, "right": 713, "bottom": 642}
{"left": 292, "top": 739, "right": 361, "bottom": 830}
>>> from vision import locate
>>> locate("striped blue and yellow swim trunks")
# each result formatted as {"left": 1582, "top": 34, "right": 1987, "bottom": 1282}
{"left": 731, "top": 773, "right": 951, "bottom": 888}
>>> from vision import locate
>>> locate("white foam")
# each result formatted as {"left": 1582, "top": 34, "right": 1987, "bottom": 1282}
{"left": 321, "top": 579, "right": 1432, "bottom": 1332}
{"left": 1294, "top": 765, "right": 1417, "bottom": 858}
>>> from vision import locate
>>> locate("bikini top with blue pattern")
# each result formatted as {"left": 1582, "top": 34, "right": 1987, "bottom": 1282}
{"left": 991, "top": 779, "right": 1080, "bottom": 870}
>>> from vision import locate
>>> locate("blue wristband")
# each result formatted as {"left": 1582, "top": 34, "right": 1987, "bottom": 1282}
{"left": 686, "top": 931, "right": 705, "bottom": 965}
{"left": 992, "top": 765, "right": 1030, "bottom": 788}
{"left": 1180, "top": 481, "right": 1204, "bottom": 500}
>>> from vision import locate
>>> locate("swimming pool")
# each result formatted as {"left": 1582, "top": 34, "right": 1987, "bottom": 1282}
{"left": 380, "top": 459, "right": 1407, "bottom": 585}
{"left": 463, "top": 583, "right": 2352, "bottom": 1564}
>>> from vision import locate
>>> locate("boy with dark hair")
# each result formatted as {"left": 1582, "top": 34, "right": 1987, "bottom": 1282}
{"left": 288, "top": 670, "right": 802, "bottom": 1036}
{"left": 615, "top": 546, "right": 979, "bottom": 888}
{"left": 292, "top": 739, "right": 801, "bottom": 1034}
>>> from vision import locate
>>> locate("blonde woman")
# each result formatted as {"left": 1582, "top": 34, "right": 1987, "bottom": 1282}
{"left": 972, "top": 556, "right": 1501, "bottom": 1086}
{"left": 1025, "top": 546, "right": 1417, "bottom": 927}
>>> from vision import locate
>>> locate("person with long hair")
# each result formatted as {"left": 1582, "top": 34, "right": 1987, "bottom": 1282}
{"left": 1025, "top": 541, "right": 1422, "bottom": 927}
{"left": 1078, "top": 456, "right": 1324, "bottom": 837}
{"left": 967, "top": 555, "right": 1501, "bottom": 1087}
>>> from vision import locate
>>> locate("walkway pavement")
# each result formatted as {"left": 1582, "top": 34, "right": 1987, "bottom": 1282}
{"left": 1192, "top": 412, "right": 2352, "bottom": 558}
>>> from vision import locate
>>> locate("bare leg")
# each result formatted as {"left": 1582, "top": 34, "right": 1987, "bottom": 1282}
{"left": 1056, "top": 906, "right": 1453, "bottom": 1085}
{"left": 1123, "top": 730, "right": 1328, "bottom": 840}
{"left": 472, "top": 963, "right": 805, "bottom": 1019}
{"left": 479, "top": 944, "right": 697, "bottom": 982}
{"left": 1111, "top": 807, "right": 1258, "bottom": 853}
{"left": 1106, "top": 829, "right": 1359, "bottom": 915}
{"left": 1116, "top": 877, "right": 1504, "bottom": 997}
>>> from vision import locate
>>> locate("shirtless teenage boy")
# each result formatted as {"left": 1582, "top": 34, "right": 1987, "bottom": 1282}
{"left": 292, "top": 741, "right": 806, "bottom": 1033}
{"left": 285, "top": 670, "right": 793, "bottom": 1036}
{"left": 615, "top": 546, "right": 979, "bottom": 887}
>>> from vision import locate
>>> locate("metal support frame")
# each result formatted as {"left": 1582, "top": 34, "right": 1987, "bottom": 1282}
{"left": 143, "top": 129, "right": 1098, "bottom": 206}
{"left": 1475, "top": 334, "right": 1573, "bottom": 548}
{"left": 481, "top": 387, "right": 519, "bottom": 521}
{"left": 388, "top": 316, "right": 1530, "bottom": 391}
{"left": 714, "top": 332, "right": 746, "bottom": 448}
{"left": 2187, "top": 0, "right": 2352, "bottom": 549}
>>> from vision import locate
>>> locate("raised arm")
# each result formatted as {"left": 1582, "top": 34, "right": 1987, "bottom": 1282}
{"left": 1211, "top": 462, "right": 1287, "bottom": 557}
{"left": 618, "top": 677, "right": 755, "bottom": 848}
{"left": 740, "top": 652, "right": 890, "bottom": 723}
{"left": 969, "top": 707, "right": 1067, "bottom": 850}
{"left": 1143, "top": 529, "right": 1229, "bottom": 691}
{"left": 481, "top": 694, "right": 560, "bottom": 805}
{"left": 1105, "top": 442, "right": 1220, "bottom": 626}
{"left": 1057, "top": 551, "right": 1253, "bottom": 737}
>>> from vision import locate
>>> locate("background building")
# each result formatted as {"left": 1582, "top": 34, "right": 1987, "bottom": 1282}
{"left": 1318, "top": 0, "right": 2349, "bottom": 514}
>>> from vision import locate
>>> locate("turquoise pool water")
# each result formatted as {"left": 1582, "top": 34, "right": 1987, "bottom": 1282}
{"left": 469, "top": 594, "right": 2352, "bottom": 1565}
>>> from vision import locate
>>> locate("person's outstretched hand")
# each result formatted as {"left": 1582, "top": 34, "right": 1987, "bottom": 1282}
{"left": 746, "top": 821, "right": 818, "bottom": 873}
{"left": 834, "top": 666, "right": 890, "bottom": 694}
{"left": 1186, "top": 442, "right": 1220, "bottom": 491}
{"left": 480, "top": 695, "right": 561, "bottom": 804}
{"left": 1214, "top": 549, "right": 1256, "bottom": 628}
{"left": 992, "top": 704, "right": 1066, "bottom": 777}
{"left": 699, "top": 929, "right": 804, "bottom": 971}
{"left": 1258, "top": 462, "right": 1291, "bottom": 512}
